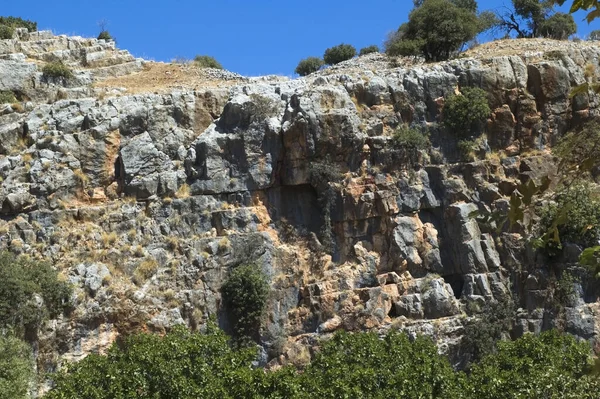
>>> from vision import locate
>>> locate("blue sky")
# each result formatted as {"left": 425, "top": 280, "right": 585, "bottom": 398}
{"left": 1, "top": 1, "right": 597, "bottom": 76}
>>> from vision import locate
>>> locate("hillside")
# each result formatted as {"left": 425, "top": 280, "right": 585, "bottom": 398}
{"left": 1, "top": 27, "right": 600, "bottom": 393}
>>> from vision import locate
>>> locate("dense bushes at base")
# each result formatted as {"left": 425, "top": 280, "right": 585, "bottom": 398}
{"left": 0, "top": 335, "right": 34, "bottom": 399}
{"left": 47, "top": 327, "right": 600, "bottom": 399}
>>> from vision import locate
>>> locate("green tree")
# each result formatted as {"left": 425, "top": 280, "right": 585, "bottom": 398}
{"left": 0, "top": 16, "right": 37, "bottom": 32}
{"left": 0, "top": 335, "right": 34, "bottom": 399}
{"left": 97, "top": 30, "right": 113, "bottom": 41}
{"left": 221, "top": 264, "right": 269, "bottom": 345}
{"left": 386, "top": 0, "right": 480, "bottom": 61}
{"left": 0, "top": 252, "right": 72, "bottom": 336}
{"left": 590, "top": 29, "right": 600, "bottom": 39}
{"left": 295, "top": 57, "right": 324, "bottom": 76}
{"left": 323, "top": 43, "right": 356, "bottom": 65}
{"left": 539, "top": 11, "right": 577, "bottom": 38}
{"left": 443, "top": 87, "right": 491, "bottom": 137}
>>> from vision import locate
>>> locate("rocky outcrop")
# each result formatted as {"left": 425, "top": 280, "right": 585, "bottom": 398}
{"left": 0, "top": 33, "right": 599, "bottom": 383}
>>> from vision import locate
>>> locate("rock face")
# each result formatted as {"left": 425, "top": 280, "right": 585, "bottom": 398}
{"left": 1, "top": 32, "right": 600, "bottom": 383}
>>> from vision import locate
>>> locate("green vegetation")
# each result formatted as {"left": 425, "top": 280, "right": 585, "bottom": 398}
{"left": 591, "top": 29, "right": 600, "bottom": 40}
{"left": 538, "top": 183, "right": 600, "bottom": 256}
{"left": 359, "top": 45, "right": 379, "bottom": 56}
{"left": 221, "top": 264, "right": 269, "bottom": 345}
{"left": 295, "top": 57, "right": 324, "bottom": 76}
{"left": 462, "top": 299, "right": 515, "bottom": 365}
{"left": 0, "top": 252, "right": 72, "bottom": 334}
{"left": 194, "top": 55, "right": 223, "bottom": 69}
{"left": 0, "top": 90, "right": 16, "bottom": 104}
{"left": 0, "top": 16, "right": 37, "bottom": 32}
{"left": 0, "top": 335, "right": 34, "bottom": 399}
{"left": 46, "top": 327, "right": 600, "bottom": 399}
{"left": 443, "top": 87, "right": 490, "bottom": 137}
{"left": 386, "top": 0, "right": 480, "bottom": 61}
{"left": 467, "top": 330, "right": 600, "bottom": 398}
{"left": 323, "top": 43, "right": 356, "bottom": 65}
{"left": 42, "top": 61, "right": 74, "bottom": 80}
{"left": 457, "top": 139, "right": 477, "bottom": 161}
{"left": 539, "top": 12, "right": 577, "bottom": 39}
{"left": 97, "top": 30, "right": 113, "bottom": 41}
{"left": 0, "top": 24, "right": 14, "bottom": 40}
{"left": 392, "top": 124, "right": 430, "bottom": 164}
{"left": 553, "top": 0, "right": 599, "bottom": 24}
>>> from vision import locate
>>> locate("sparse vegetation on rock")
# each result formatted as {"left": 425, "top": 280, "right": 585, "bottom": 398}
{"left": 359, "top": 45, "right": 379, "bottom": 56}
{"left": 42, "top": 61, "right": 74, "bottom": 80}
{"left": 193, "top": 55, "right": 223, "bottom": 69}
{"left": 443, "top": 87, "right": 491, "bottom": 137}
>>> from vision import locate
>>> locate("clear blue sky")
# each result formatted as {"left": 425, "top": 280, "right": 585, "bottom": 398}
{"left": 1, "top": 0, "right": 597, "bottom": 76}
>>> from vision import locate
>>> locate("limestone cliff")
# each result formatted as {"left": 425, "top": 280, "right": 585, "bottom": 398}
{"left": 1, "top": 28, "right": 599, "bottom": 383}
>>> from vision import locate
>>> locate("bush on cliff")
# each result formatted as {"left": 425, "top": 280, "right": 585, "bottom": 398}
{"left": 443, "top": 87, "right": 490, "bottom": 137}
{"left": 97, "top": 30, "right": 114, "bottom": 41}
{"left": 539, "top": 12, "right": 577, "bottom": 40}
{"left": 221, "top": 264, "right": 269, "bottom": 345}
{"left": 359, "top": 45, "right": 380, "bottom": 56}
{"left": 42, "top": 61, "right": 74, "bottom": 80}
{"left": 323, "top": 43, "right": 356, "bottom": 65}
{"left": 295, "top": 57, "right": 324, "bottom": 76}
{"left": 0, "top": 252, "right": 71, "bottom": 335}
{"left": 0, "top": 335, "right": 34, "bottom": 399}
{"left": 0, "top": 24, "right": 14, "bottom": 40}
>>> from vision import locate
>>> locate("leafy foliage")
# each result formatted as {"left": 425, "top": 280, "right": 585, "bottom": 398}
{"left": 97, "top": 30, "right": 113, "bottom": 41}
{"left": 0, "top": 90, "right": 16, "bottom": 104}
{"left": 392, "top": 124, "right": 430, "bottom": 164}
{"left": 323, "top": 43, "right": 356, "bottom": 65}
{"left": 298, "top": 330, "right": 464, "bottom": 399}
{"left": 386, "top": 0, "right": 480, "bottom": 61}
{"left": 0, "top": 24, "right": 14, "bottom": 40}
{"left": 591, "top": 29, "right": 600, "bottom": 40}
{"left": 0, "top": 252, "right": 72, "bottom": 335}
{"left": 554, "top": 120, "right": 600, "bottom": 178}
{"left": 443, "top": 87, "right": 491, "bottom": 137}
{"left": 537, "top": 183, "right": 600, "bottom": 256}
{"left": 0, "top": 16, "right": 37, "bottom": 32}
{"left": 457, "top": 139, "right": 476, "bottom": 161}
{"left": 221, "top": 264, "right": 269, "bottom": 345}
{"left": 553, "top": 0, "right": 600, "bottom": 24}
{"left": 193, "top": 55, "right": 223, "bottom": 69}
{"left": 0, "top": 335, "right": 34, "bottom": 399}
{"left": 295, "top": 57, "right": 324, "bottom": 76}
{"left": 42, "top": 61, "right": 74, "bottom": 80}
{"left": 359, "top": 45, "right": 380, "bottom": 56}
{"left": 467, "top": 330, "right": 600, "bottom": 399}
{"left": 462, "top": 299, "right": 515, "bottom": 365}
{"left": 539, "top": 12, "right": 577, "bottom": 39}
{"left": 47, "top": 326, "right": 600, "bottom": 399}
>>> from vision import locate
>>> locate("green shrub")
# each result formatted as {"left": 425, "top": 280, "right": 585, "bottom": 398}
{"left": 539, "top": 12, "right": 577, "bottom": 40}
{"left": 385, "top": 0, "right": 479, "bottom": 61}
{"left": 193, "top": 55, "right": 223, "bottom": 69}
{"left": 468, "top": 330, "right": 599, "bottom": 398}
{"left": 0, "top": 90, "right": 16, "bottom": 104}
{"left": 42, "top": 61, "right": 74, "bottom": 80}
{"left": 249, "top": 93, "right": 278, "bottom": 121}
{"left": 0, "top": 335, "right": 34, "bottom": 399}
{"left": 462, "top": 298, "right": 515, "bottom": 365}
{"left": 590, "top": 29, "right": 600, "bottom": 40}
{"left": 457, "top": 139, "right": 476, "bottom": 161}
{"left": 0, "top": 252, "right": 72, "bottom": 334}
{"left": 443, "top": 87, "right": 490, "bottom": 137}
{"left": 537, "top": 183, "right": 600, "bottom": 256}
{"left": 323, "top": 43, "right": 356, "bottom": 65}
{"left": 295, "top": 57, "right": 324, "bottom": 76}
{"left": 0, "top": 24, "right": 14, "bottom": 40}
{"left": 0, "top": 16, "right": 37, "bottom": 32}
{"left": 392, "top": 124, "right": 430, "bottom": 165}
{"left": 221, "top": 264, "right": 269, "bottom": 345}
{"left": 97, "top": 30, "right": 113, "bottom": 41}
{"left": 359, "top": 45, "right": 379, "bottom": 56}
